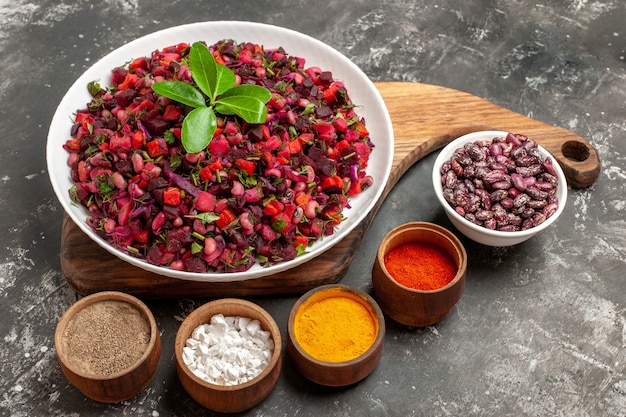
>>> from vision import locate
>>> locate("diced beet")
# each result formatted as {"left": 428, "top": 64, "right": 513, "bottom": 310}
{"left": 142, "top": 115, "right": 168, "bottom": 136}
{"left": 111, "top": 67, "right": 128, "bottom": 85}
{"left": 316, "top": 156, "right": 336, "bottom": 177}
{"left": 208, "top": 135, "right": 230, "bottom": 156}
{"left": 184, "top": 256, "right": 207, "bottom": 273}
{"left": 162, "top": 105, "right": 182, "bottom": 121}
{"left": 315, "top": 106, "right": 333, "bottom": 118}
{"left": 247, "top": 125, "right": 265, "bottom": 141}
{"left": 195, "top": 191, "right": 216, "bottom": 212}
{"left": 114, "top": 89, "right": 136, "bottom": 107}
{"left": 165, "top": 227, "right": 192, "bottom": 252}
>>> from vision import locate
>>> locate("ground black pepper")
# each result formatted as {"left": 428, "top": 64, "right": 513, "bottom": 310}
{"left": 61, "top": 300, "right": 150, "bottom": 376}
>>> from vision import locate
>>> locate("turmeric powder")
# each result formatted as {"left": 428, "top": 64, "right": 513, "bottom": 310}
{"left": 293, "top": 287, "right": 379, "bottom": 362}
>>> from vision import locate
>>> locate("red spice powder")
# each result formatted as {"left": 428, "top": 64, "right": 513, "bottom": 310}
{"left": 383, "top": 242, "right": 457, "bottom": 291}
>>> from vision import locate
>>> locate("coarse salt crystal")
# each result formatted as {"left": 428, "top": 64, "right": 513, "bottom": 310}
{"left": 238, "top": 316, "right": 251, "bottom": 329}
{"left": 225, "top": 364, "right": 240, "bottom": 381}
{"left": 198, "top": 343, "right": 210, "bottom": 356}
{"left": 186, "top": 338, "right": 200, "bottom": 349}
{"left": 182, "top": 346, "right": 195, "bottom": 366}
{"left": 193, "top": 368, "right": 209, "bottom": 381}
{"left": 183, "top": 314, "right": 274, "bottom": 385}
{"left": 207, "top": 363, "right": 220, "bottom": 379}
{"left": 191, "top": 324, "right": 206, "bottom": 340}
{"left": 246, "top": 320, "right": 261, "bottom": 335}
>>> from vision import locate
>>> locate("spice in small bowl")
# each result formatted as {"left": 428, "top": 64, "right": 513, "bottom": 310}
{"left": 287, "top": 284, "right": 385, "bottom": 387}
{"left": 175, "top": 298, "right": 282, "bottom": 413}
{"left": 54, "top": 291, "right": 161, "bottom": 403}
{"left": 384, "top": 239, "right": 458, "bottom": 291}
{"left": 372, "top": 222, "right": 467, "bottom": 327}
{"left": 181, "top": 313, "right": 274, "bottom": 386}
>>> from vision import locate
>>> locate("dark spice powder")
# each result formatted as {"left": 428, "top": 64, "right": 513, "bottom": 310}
{"left": 62, "top": 300, "right": 150, "bottom": 376}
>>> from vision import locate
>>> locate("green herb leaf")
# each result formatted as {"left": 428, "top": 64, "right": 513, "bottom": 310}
{"left": 187, "top": 212, "right": 221, "bottom": 224}
{"left": 182, "top": 107, "right": 217, "bottom": 153}
{"left": 191, "top": 241, "right": 204, "bottom": 255}
{"left": 302, "top": 102, "right": 316, "bottom": 115}
{"left": 295, "top": 243, "right": 308, "bottom": 257}
{"left": 151, "top": 42, "right": 272, "bottom": 154}
{"left": 215, "top": 96, "right": 268, "bottom": 124}
{"left": 217, "top": 84, "right": 271, "bottom": 123}
{"left": 87, "top": 80, "right": 101, "bottom": 96}
{"left": 163, "top": 130, "right": 176, "bottom": 145}
{"left": 189, "top": 42, "right": 235, "bottom": 103}
{"left": 151, "top": 80, "right": 206, "bottom": 108}
{"left": 219, "top": 84, "right": 272, "bottom": 102}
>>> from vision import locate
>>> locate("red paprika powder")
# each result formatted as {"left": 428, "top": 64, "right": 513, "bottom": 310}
{"left": 383, "top": 242, "right": 457, "bottom": 291}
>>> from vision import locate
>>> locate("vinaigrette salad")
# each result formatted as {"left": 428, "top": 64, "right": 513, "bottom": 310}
{"left": 64, "top": 40, "right": 375, "bottom": 273}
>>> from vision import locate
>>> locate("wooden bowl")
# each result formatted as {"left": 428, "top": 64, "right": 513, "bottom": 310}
{"left": 372, "top": 222, "right": 467, "bottom": 327}
{"left": 54, "top": 291, "right": 161, "bottom": 403}
{"left": 174, "top": 298, "right": 282, "bottom": 413}
{"left": 287, "top": 284, "right": 385, "bottom": 387}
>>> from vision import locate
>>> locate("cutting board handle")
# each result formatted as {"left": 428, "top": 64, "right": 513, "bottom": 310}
{"left": 377, "top": 82, "right": 600, "bottom": 190}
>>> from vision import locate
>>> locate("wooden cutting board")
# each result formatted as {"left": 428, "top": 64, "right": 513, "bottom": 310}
{"left": 60, "top": 82, "right": 600, "bottom": 298}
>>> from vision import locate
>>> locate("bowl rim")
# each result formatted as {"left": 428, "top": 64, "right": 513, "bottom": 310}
{"left": 174, "top": 297, "right": 282, "bottom": 391}
{"left": 54, "top": 291, "right": 160, "bottom": 381}
{"left": 46, "top": 20, "right": 394, "bottom": 282}
{"left": 287, "top": 283, "right": 385, "bottom": 367}
{"left": 432, "top": 130, "right": 568, "bottom": 239}
{"left": 375, "top": 221, "right": 468, "bottom": 294}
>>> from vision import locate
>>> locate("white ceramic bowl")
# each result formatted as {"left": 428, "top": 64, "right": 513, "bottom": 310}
{"left": 432, "top": 130, "right": 567, "bottom": 246}
{"left": 47, "top": 21, "right": 394, "bottom": 282}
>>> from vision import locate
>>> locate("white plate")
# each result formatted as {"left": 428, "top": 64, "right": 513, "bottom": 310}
{"left": 47, "top": 21, "right": 394, "bottom": 282}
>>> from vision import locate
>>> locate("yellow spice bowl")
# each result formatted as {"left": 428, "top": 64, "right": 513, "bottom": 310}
{"left": 287, "top": 284, "right": 385, "bottom": 387}
{"left": 372, "top": 222, "right": 467, "bottom": 327}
